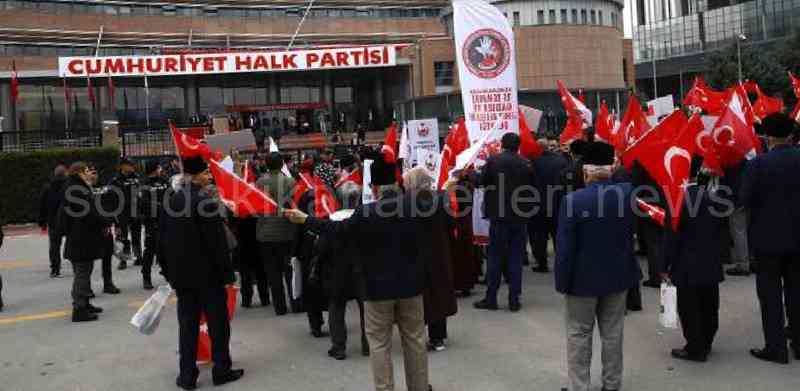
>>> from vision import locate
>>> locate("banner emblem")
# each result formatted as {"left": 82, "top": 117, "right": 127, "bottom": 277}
{"left": 463, "top": 29, "right": 511, "bottom": 79}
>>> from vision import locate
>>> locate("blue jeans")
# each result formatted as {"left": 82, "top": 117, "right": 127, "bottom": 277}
{"left": 485, "top": 221, "right": 527, "bottom": 306}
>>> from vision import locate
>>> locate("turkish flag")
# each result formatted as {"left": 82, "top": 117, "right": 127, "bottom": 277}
{"left": 10, "top": 60, "right": 19, "bottom": 103}
{"left": 636, "top": 198, "right": 666, "bottom": 227}
{"left": 382, "top": 123, "right": 398, "bottom": 163}
{"left": 519, "top": 109, "right": 543, "bottom": 160}
{"left": 594, "top": 101, "right": 615, "bottom": 144}
{"left": 709, "top": 90, "right": 761, "bottom": 168}
{"left": 695, "top": 115, "right": 724, "bottom": 176}
{"left": 243, "top": 160, "right": 257, "bottom": 184}
{"left": 751, "top": 86, "right": 785, "bottom": 122}
{"left": 789, "top": 72, "right": 800, "bottom": 98}
{"left": 436, "top": 118, "right": 470, "bottom": 190}
{"left": 171, "top": 122, "right": 218, "bottom": 161}
{"left": 209, "top": 159, "right": 278, "bottom": 218}
{"left": 312, "top": 176, "right": 340, "bottom": 218}
{"left": 557, "top": 80, "right": 592, "bottom": 129}
{"left": 623, "top": 110, "right": 701, "bottom": 230}
{"left": 683, "top": 76, "right": 727, "bottom": 115}
{"left": 622, "top": 109, "right": 689, "bottom": 168}
{"left": 613, "top": 95, "right": 651, "bottom": 153}
{"left": 335, "top": 168, "right": 363, "bottom": 189}
{"left": 293, "top": 172, "right": 314, "bottom": 206}
{"left": 197, "top": 286, "right": 238, "bottom": 365}
{"left": 559, "top": 116, "right": 584, "bottom": 145}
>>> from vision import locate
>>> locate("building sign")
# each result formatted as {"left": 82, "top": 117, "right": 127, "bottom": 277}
{"left": 225, "top": 103, "right": 327, "bottom": 112}
{"left": 453, "top": 0, "right": 519, "bottom": 144}
{"left": 58, "top": 45, "right": 399, "bottom": 78}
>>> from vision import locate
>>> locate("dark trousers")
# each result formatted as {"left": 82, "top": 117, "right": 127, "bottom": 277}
{"left": 302, "top": 257, "right": 325, "bottom": 331}
{"left": 70, "top": 260, "right": 94, "bottom": 309}
{"left": 641, "top": 221, "right": 664, "bottom": 283}
{"left": 259, "top": 241, "right": 292, "bottom": 315}
{"left": 486, "top": 221, "right": 527, "bottom": 306}
{"left": 531, "top": 217, "right": 557, "bottom": 268}
{"left": 329, "top": 298, "right": 368, "bottom": 351}
{"left": 101, "top": 254, "right": 113, "bottom": 284}
{"left": 142, "top": 222, "right": 159, "bottom": 279}
{"left": 677, "top": 284, "right": 720, "bottom": 356}
{"left": 626, "top": 286, "right": 642, "bottom": 310}
{"left": 755, "top": 255, "right": 800, "bottom": 354}
{"left": 48, "top": 229, "right": 63, "bottom": 274}
{"left": 118, "top": 218, "right": 142, "bottom": 259}
{"left": 239, "top": 263, "right": 269, "bottom": 306}
{"left": 176, "top": 287, "right": 232, "bottom": 383}
{"left": 428, "top": 318, "right": 448, "bottom": 341}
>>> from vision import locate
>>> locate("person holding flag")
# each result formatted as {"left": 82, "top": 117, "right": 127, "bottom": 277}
{"left": 160, "top": 156, "right": 244, "bottom": 390}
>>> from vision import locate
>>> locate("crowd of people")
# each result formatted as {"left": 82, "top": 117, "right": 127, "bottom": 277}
{"left": 2, "top": 111, "right": 798, "bottom": 391}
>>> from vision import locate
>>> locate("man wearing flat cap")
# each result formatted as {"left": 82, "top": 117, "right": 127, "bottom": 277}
{"left": 740, "top": 112, "right": 800, "bottom": 364}
{"left": 555, "top": 142, "right": 640, "bottom": 391}
{"left": 160, "top": 156, "right": 244, "bottom": 389}
{"left": 284, "top": 152, "right": 434, "bottom": 391}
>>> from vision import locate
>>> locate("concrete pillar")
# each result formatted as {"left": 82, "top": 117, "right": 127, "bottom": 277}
{"left": 185, "top": 77, "right": 198, "bottom": 118}
{"left": 268, "top": 74, "right": 279, "bottom": 104}
{"left": 374, "top": 71, "right": 384, "bottom": 127}
{"left": 323, "top": 72, "right": 333, "bottom": 109}
{"left": 0, "top": 82, "right": 16, "bottom": 132}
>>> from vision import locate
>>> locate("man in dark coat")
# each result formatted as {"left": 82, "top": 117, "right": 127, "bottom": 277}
{"left": 39, "top": 163, "right": 68, "bottom": 278}
{"left": 60, "top": 162, "right": 110, "bottom": 322}
{"left": 632, "top": 163, "right": 666, "bottom": 288}
{"left": 471, "top": 133, "right": 536, "bottom": 312}
{"left": 530, "top": 138, "right": 569, "bottom": 273}
{"left": 137, "top": 160, "right": 170, "bottom": 290}
{"left": 284, "top": 155, "right": 432, "bottom": 391}
{"left": 92, "top": 174, "right": 122, "bottom": 295}
{"left": 739, "top": 113, "right": 800, "bottom": 364}
{"left": 555, "top": 143, "right": 640, "bottom": 391}
{"left": 662, "top": 158, "right": 727, "bottom": 362}
{"left": 160, "top": 156, "right": 243, "bottom": 389}
{"left": 108, "top": 158, "right": 142, "bottom": 269}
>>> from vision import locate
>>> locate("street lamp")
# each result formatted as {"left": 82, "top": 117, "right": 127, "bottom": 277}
{"left": 737, "top": 34, "right": 747, "bottom": 82}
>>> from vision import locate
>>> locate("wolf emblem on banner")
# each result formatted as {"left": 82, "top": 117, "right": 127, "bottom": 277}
{"left": 463, "top": 29, "right": 511, "bottom": 79}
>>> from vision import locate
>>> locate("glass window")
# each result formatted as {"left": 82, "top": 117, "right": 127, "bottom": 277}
{"left": 537, "top": 10, "right": 545, "bottom": 25}
{"left": 561, "top": 9, "right": 568, "bottom": 24}
{"left": 162, "top": 6, "right": 176, "bottom": 16}
{"left": 247, "top": 8, "right": 261, "bottom": 18}
{"left": 199, "top": 87, "right": 223, "bottom": 111}
{"left": 513, "top": 11, "right": 520, "bottom": 26}
{"left": 572, "top": 9, "right": 578, "bottom": 24}
{"left": 334, "top": 87, "right": 352, "bottom": 104}
{"left": 119, "top": 6, "right": 131, "bottom": 15}
{"left": 591, "top": 10, "right": 596, "bottom": 24}
{"left": 261, "top": 9, "right": 275, "bottom": 17}
{"left": 549, "top": 10, "right": 556, "bottom": 24}
{"left": 434, "top": 62, "right": 455, "bottom": 86}
{"left": 104, "top": 5, "right": 118, "bottom": 15}
{"left": 581, "top": 9, "right": 587, "bottom": 24}
{"left": 132, "top": 5, "right": 148, "bottom": 15}
{"left": 599, "top": 10, "right": 603, "bottom": 25}
{"left": 341, "top": 9, "right": 356, "bottom": 17}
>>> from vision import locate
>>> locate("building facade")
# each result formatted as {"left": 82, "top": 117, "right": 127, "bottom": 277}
{"left": 0, "top": 0, "right": 632, "bottom": 136}
{"left": 631, "top": 0, "right": 800, "bottom": 99}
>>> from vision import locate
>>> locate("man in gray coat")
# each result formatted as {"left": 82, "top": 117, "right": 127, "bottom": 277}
{"left": 256, "top": 152, "right": 297, "bottom": 316}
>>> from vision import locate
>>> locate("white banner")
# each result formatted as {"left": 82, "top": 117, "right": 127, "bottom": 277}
{"left": 59, "top": 45, "right": 399, "bottom": 78}
{"left": 453, "top": 0, "right": 519, "bottom": 144}
{"left": 415, "top": 149, "right": 440, "bottom": 178}
{"left": 362, "top": 159, "right": 376, "bottom": 205}
{"left": 406, "top": 118, "right": 441, "bottom": 166}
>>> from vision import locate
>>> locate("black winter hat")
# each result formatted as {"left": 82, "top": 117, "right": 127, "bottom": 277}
{"left": 582, "top": 142, "right": 615, "bottom": 166}
{"left": 761, "top": 112, "right": 796, "bottom": 138}
{"left": 182, "top": 156, "right": 208, "bottom": 175}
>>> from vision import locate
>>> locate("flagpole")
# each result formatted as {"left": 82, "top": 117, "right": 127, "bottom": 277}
{"left": 144, "top": 74, "right": 150, "bottom": 129}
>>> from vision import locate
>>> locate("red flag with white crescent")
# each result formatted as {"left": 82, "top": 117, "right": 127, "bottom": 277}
{"left": 209, "top": 159, "right": 278, "bottom": 218}
{"left": 382, "top": 123, "right": 398, "bottom": 163}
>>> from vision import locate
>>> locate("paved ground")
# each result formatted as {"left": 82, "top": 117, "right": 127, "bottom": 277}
{"left": 0, "top": 231, "right": 798, "bottom": 391}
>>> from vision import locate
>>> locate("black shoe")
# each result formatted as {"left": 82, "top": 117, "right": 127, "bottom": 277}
{"left": 311, "top": 329, "right": 329, "bottom": 338}
{"left": 212, "top": 369, "right": 244, "bottom": 386}
{"left": 671, "top": 348, "right": 707, "bottom": 362}
{"left": 428, "top": 340, "right": 447, "bottom": 352}
{"left": 532, "top": 265, "right": 549, "bottom": 273}
{"left": 50, "top": 271, "right": 62, "bottom": 278}
{"left": 749, "top": 348, "right": 789, "bottom": 364}
{"left": 72, "top": 309, "right": 99, "bottom": 322}
{"left": 473, "top": 300, "right": 498, "bottom": 310}
{"left": 642, "top": 280, "right": 661, "bottom": 288}
{"left": 103, "top": 284, "right": 121, "bottom": 294}
{"left": 133, "top": 259, "right": 142, "bottom": 267}
{"left": 117, "top": 261, "right": 127, "bottom": 271}
{"left": 241, "top": 299, "right": 252, "bottom": 308}
{"left": 793, "top": 349, "right": 800, "bottom": 360}
{"left": 259, "top": 296, "right": 271, "bottom": 307}
{"left": 601, "top": 389, "right": 619, "bottom": 391}
{"left": 509, "top": 302, "right": 521, "bottom": 312}
{"left": 726, "top": 267, "right": 751, "bottom": 277}
{"left": 175, "top": 377, "right": 197, "bottom": 390}
{"left": 143, "top": 277, "right": 154, "bottom": 291}
{"left": 275, "top": 308, "right": 287, "bottom": 316}
{"left": 328, "top": 348, "right": 346, "bottom": 360}
{"left": 87, "top": 304, "right": 103, "bottom": 314}
{"left": 87, "top": 290, "right": 96, "bottom": 299}
{"left": 627, "top": 304, "right": 643, "bottom": 312}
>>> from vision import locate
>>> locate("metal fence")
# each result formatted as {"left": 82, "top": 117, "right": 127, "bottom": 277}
{"left": 0, "top": 129, "right": 102, "bottom": 153}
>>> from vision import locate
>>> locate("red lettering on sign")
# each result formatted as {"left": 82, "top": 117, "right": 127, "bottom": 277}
{"left": 179, "top": 55, "right": 187, "bottom": 72}
{"left": 284, "top": 54, "right": 298, "bottom": 69}
{"left": 186, "top": 57, "right": 202, "bottom": 72}
{"left": 306, "top": 53, "right": 320, "bottom": 67}
{"left": 349, "top": 50, "right": 363, "bottom": 65}
{"left": 127, "top": 58, "right": 144, "bottom": 74}
{"left": 270, "top": 55, "right": 283, "bottom": 69}
{"left": 335, "top": 52, "right": 349, "bottom": 66}
{"left": 202, "top": 57, "right": 215, "bottom": 72}
{"left": 320, "top": 53, "right": 335, "bottom": 67}
{"left": 236, "top": 55, "right": 252, "bottom": 71}
{"left": 145, "top": 58, "right": 162, "bottom": 73}
{"left": 68, "top": 59, "right": 83, "bottom": 76}
{"left": 253, "top": 55, "right": 269, "bottom": 71}
{"left": 369, "top": 49, "right": 382, "bottom": 64}
{"left": 86, "top": 59, "right": 102, "bottom": 75}
{"left": 105, "top": 58, "right": 125, "bottom": 74}
{"left": 383, "top": 46, "right": 389, "bottom": 64}
{"left": 213, "top": 56, "right": 226, "bottom": 71}
{"left": 164, "top": 57, "right": 178, "bottom": 73}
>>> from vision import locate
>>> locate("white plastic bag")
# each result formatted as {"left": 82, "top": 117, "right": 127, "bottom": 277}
{"left": 659, "top": 282, "right": 679, "bottom": 329}
{"left": 291, "top": 257, "right": 302, "bottom": 300}
{"left": 131, "top": 284, "right": 173, "bottom": 335}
